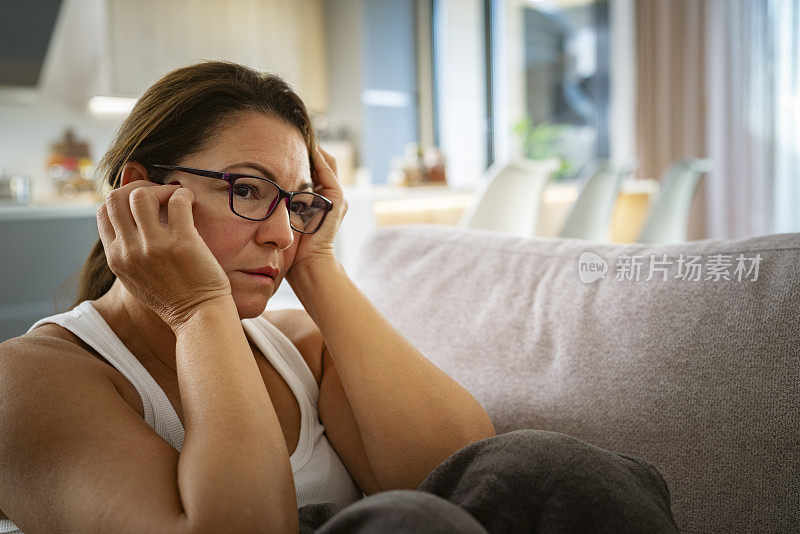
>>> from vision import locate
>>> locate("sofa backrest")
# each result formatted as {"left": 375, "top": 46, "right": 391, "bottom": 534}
{"left": 353, "top": 225, "right": 799, "bottom": 534}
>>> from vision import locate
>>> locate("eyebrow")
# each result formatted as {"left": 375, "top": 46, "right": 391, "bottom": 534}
{"left": 224, "top": 162, "right": 313, "bottom": 191}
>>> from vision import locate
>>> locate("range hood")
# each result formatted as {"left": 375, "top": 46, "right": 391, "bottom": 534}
{"left": 0, "top": 1, "right": 64, "bottom": 87}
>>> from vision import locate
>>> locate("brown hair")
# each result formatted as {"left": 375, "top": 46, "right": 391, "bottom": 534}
{"left": 71, "top": 60, "right": 317, "bottom": 308}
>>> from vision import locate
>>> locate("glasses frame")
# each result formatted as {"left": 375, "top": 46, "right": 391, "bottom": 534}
{"left": 151, "top": 164, "right": 333, "bottom": 234}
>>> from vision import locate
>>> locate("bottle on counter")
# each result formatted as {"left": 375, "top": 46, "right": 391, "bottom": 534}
{"left": 386, "top": 143, "right": 449, "bottom": 187}
{"left": 424, "top": 146, "right": 447, "bottom": 184}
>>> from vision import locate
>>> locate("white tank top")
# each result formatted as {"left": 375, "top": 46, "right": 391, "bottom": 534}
{"left": 0, "top": 300, "right": 363, "bottom": 534}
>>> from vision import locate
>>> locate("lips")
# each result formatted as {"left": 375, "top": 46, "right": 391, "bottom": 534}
{"left": 241, "top": 266, "right": 279, "bottom": 278}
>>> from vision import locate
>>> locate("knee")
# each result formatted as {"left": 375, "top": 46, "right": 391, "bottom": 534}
{"left": 501, "top": 430, "right": 670, "bottom": 491}
{"left": 316, "top": 490, "right": 487, "bottom": 534}
{"left": 478, "top": 429, "right": 675, "bottom": 520}
{"left": 419, "top": 430, "right": 676, "bottom": 532}
{"left": 452, "top": 429, "right": 668, "bottom": 499}
{"left": 456, "top": 429, "right": 586, "bottom": 474}
{"left": 490, "top": 428, "right": 581, "bottom": 451}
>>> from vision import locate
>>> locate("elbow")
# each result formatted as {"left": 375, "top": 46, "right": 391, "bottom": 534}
{"left": 460, "top": 413, "right": 496, "bottom": 444}
{"left": 452, "top": 396, "right": 496, "bottom": 444}
{"left": 482, "top": 418, "right": 497, "bottom": 439}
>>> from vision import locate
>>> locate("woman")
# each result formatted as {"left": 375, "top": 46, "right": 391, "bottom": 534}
{"left": 0, "top": 62, "right": 677, "bottom": 534}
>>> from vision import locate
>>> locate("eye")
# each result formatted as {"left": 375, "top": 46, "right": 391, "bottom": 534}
{"left": 290, "top": 200, "right": 311, "bottom": 213}
{"left": 232, "top": 184, "right": 258, "bottom": 199}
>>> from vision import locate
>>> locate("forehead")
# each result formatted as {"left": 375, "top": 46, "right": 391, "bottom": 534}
{"left": 194, "top": 111, "right": 311, "bottom": 189}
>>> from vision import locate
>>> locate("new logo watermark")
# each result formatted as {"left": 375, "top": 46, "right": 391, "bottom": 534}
{"left": 578, "top": 252, "right": 762, "bottom": 284}
{"left": 578, "top": 252, "right": 609, "bottom": 283}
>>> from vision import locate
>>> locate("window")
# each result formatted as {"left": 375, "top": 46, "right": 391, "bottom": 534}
{"left": 490, "top": 0, "right": 610, "bottom": 180}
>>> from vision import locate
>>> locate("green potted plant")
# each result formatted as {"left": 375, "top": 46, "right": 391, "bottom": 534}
{"left": 513, "top": 118, "right": 573, "bottom": 181}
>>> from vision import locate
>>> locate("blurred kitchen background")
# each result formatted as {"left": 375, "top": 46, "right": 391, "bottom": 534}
{"left": 1, "top": 0, "right": 798, "bottom": 339}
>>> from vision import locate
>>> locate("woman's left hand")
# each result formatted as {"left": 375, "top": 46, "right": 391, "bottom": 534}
{"left": 287, "top": 145, "right": 348, "bottom": 277}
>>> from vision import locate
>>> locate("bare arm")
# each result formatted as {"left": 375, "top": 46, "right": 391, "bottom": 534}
{"left": 289, "top": 259, "right": 496, "bottom": 492}
{"left": 175, "top": 298, "right": 299, "bottom": 532}
{"left": 0, "top": 298, "right": 297, "bottom": 534}
{"left": 173, "top": 297, "right": 298, "bottom": 533}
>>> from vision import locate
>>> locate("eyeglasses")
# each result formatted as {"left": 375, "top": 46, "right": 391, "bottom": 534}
{"left": 151, "top": 164, "right": 333, "bottom": 234}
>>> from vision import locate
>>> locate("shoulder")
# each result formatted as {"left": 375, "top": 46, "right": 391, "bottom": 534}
{"left": 0, "top": 328, "right": 113, "bottom": 412}
{"left": 261, "top": 309, "right": 324, "bottom": 387}
{"left": 2, "top": 325, "right": 106, "bottom": 370}
{"left": 0, "top": 325, "right": 144, "bottom": 416}
{"left": 4, "top": 323, "right": 115, "bottom": 373}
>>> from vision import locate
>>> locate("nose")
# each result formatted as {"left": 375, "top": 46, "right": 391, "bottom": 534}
{"left": 255, "top": 197, "right": 294, "bottom": 250}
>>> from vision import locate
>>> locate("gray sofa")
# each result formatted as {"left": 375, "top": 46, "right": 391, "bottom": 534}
{"left": 352, "top": 225, "right": 799, "bottom": 534}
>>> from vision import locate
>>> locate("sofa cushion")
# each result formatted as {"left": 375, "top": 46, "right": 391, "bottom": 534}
{"left": 353, "top": 225, "right": 799, "bottom": 534}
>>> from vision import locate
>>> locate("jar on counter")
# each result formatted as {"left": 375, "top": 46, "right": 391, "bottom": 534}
{"left": 0, "top": 169, "right": 31, "bottom": 204}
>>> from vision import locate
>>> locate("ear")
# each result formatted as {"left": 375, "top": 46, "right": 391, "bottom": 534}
{"left": 119, "top": 161, "right": 150, "bottom": 187}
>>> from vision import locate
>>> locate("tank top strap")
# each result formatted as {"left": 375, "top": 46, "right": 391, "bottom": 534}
{"left": 242, "top": 315, "right": 320, "bottom": 405}
{"left": 241, "top": 315, "right": 320, "bottom": 471}
{"left": 27, "top": 301, "right": 185, "bottom": 451}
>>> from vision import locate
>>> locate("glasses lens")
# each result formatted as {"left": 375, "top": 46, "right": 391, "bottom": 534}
{"left": 231, "top": 176, "right": 280, "bottom": 219}
{"left": 231, "top": 177, "right": 328, "bottom": 233}
{"left": 289, "top": 192, "right": 328, "bottom": 233}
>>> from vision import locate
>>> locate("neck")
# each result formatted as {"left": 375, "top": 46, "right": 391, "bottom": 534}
{"left": 92, "top": 279, "right": 178, "bottom": 373}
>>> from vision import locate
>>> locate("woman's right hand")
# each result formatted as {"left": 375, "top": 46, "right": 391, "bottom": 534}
{"left": 97, "top": 180, "right": 233, "bottom": 331}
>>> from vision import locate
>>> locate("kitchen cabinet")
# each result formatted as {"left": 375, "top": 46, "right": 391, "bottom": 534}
{"left": 106, "top": 0, "right": 328, "bottom": 109}
{"left": 0, "top": 204, "right": 100, "bottom": 342}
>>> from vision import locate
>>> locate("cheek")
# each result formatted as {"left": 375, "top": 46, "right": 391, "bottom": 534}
{"left": 191, "top": 205, "right": 246, "bottom": 270}
{"left": 203, "top": 232, "right": 246, "bottom": 271}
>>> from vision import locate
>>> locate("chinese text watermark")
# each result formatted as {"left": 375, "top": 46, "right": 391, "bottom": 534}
{"left": 578, "top": 252, "right": 762, "bottom": 284}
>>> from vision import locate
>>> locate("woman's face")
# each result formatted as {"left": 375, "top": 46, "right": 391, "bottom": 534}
{"left": 168, "top": 111, "right": 312, "bottom": 319}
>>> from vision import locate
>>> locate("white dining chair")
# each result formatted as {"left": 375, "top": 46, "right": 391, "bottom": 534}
{"left": 459, "top": 158, "right": 560, "bottom": 238}
{"left": 637, "top": 158, "right": 713, "bottom": 244}
{"left": 558, "top": 161, "right": 635, "bottom": 242}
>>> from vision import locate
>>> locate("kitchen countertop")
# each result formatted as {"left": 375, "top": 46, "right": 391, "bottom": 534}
{"left": 0, "top": 192, "right": 100, "bottom": 221}
{"left": 0, "top": 202, "right": 99, "bottom": 221}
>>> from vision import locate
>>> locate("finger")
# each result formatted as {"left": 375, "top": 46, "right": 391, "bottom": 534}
{"left": 105, "top": 189, "right": 138, "bottom": 243}
{"left": 167, "top": 187, "right": 197, "bottom": 235}
{"left": 106, "top": 180, "right": 165, "bottom": 238}
{"left": 96, "top": 203, "right": 116, "bottom": 245}
{"left": 318, "top": 146, "right": 338, "bottom": 175}
{"left": 129, "top": 184, "right": 180, "bottom": 240}
{"left": 313, "top": 146, "right": 340, "bottom": 190}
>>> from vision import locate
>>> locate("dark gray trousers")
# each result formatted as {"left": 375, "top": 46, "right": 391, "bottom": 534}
{"left": 298, "top": 429, "right": 678, "bottom": 533}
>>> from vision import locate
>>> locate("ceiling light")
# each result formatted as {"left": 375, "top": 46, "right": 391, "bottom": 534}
{"left": 87, "top": 96, "right": 137, "bottom": 115}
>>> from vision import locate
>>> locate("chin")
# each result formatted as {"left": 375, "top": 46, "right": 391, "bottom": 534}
{"left": 231, "top": 287, "right": 272, "bottom": 320}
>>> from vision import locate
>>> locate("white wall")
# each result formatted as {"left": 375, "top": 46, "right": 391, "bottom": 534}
{"left": 609, "top": 0, "right": 637, "bottom": 167}
{"left": 434, "top": 0, "right": 487, "bottom": 186}
{"left": 0, "top": 100, "right": 123, "bottom": 198}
